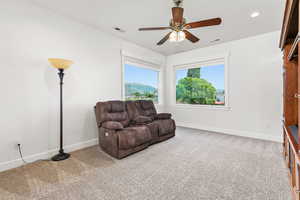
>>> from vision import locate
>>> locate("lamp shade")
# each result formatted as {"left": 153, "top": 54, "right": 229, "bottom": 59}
{"left": 48, "top": 58, "right": 73, "bottom": 70}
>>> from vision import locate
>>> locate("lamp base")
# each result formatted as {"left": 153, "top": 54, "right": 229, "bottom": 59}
{"left": 51, "top": 152, "right": 70, "bottom": 161}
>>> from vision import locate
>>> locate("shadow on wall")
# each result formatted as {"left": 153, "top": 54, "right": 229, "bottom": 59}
{"left": 83, "top": 107, "right": 98, "bottom": 141}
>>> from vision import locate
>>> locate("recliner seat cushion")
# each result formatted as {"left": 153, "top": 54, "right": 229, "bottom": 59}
{"left": 118, "top": 126, "right": 151, "bottom": 150}
{"left": 102, "top": 121, "right": 123, "bottom": 130}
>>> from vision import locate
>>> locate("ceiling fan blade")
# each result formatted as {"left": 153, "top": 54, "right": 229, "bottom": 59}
{"left": 185, "top": 18, "right": 222, "bottom": 29}
{"left": 183, "top": 30, "right": 200, "bottom": 43}
{"left": 157, "top": 32, "right": 172, "bottom": 46}
{"left": 172, "top": 7, "right": 184, "bottom": 24}
{"left": 139, "top": 27, "right": 171, "bottom": 31}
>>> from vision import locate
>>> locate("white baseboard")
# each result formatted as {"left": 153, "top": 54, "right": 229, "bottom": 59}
{"left": 176, "top": 122, "right": 282, "bottom": 143}
{"left": 0, "top": 138, "right": 98, "bottom": 173}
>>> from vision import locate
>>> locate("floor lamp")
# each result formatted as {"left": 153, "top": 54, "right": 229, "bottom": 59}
{"left": 48, "top": 58, "right": 74, "bottom": 161}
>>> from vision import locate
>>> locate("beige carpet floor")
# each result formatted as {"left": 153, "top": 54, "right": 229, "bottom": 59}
{"left": 0, "top": 127, "right": 291, "bottom": 200}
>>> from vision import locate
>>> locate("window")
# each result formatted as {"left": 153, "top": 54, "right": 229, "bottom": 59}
{"left": 175, "top": 59, "right": 227, "bottom": 106}
{"left": 123, "top": 57, "right": 160, "bottom": 103}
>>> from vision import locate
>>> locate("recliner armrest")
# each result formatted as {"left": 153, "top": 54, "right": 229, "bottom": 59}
{"left": 133, "top": 116, "right": 153, "bottom": 125}
{"left": 155, "top": 113, "right": 172, "bottom": 120}
{"left": 102, "top": 121, "right": 124, "bottom": 130}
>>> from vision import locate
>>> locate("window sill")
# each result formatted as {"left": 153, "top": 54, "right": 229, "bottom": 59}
{"left": 173, "top": 104, "right": 231, "bottom": 110}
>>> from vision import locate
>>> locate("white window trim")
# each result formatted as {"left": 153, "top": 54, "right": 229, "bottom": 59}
{"left": 121, "top": 54, "right": 163, "bottom": 105}
{"left": 173, "top": 54, "right": 230, "bottom": 110}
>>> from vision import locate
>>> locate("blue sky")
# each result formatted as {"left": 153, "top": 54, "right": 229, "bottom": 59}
{"left": 125, "top": 64, "right": 158, "bottom": 88}
{"left": 176, "top": 64, "right": 225, "bottom": 90}
{"left": 125, "top": 63, "right": 224, "bottom": 90}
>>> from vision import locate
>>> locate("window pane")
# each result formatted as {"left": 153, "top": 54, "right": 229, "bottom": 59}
{"left": 176, "top": 64, "right": 225, "bottom": 106}
{"left": 125, "top": 64, "right": 159, "bottom": 103}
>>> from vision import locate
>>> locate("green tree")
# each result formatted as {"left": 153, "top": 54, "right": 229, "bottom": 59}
{"left": 144, "top": 92, "right": 155, "bottom": 99}
{"left": 133, "top": 92, "right": 142, "bottom": 99}
{"left": 187, "top": 68, "right": 201, "bottom": 78}
{"left": 176, "top": 77, "right": 217, "bottom": 104}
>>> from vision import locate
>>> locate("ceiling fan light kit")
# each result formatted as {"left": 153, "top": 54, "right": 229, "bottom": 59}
{"left": 138, "top": 0, "right": 222, "bottom": 46}
{"left": 170, "top": 31, "right": 186, "bottom": 42}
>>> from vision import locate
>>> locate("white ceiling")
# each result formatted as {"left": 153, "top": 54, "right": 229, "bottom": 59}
{"left": 29, "top": 0, "right": 285, "bottom": 56}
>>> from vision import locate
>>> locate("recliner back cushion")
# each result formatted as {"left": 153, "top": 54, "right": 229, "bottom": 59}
{"left": 141, "top": 100, "right": 154, "bottom": 110}
{"left": 137, "top": 100, "right": 157, "bottom": 117}
{"left": 111, "top": 101, "right": 125, "bottom": 112}
{"left": 125, "top": 101, "right": 140, "bottom": 121}
{"left": 95, "top": 101, "right": 129, "bottom": 127}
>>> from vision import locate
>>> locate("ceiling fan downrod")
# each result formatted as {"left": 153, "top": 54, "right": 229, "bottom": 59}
{"left": 173, "top": 0, "right": 183, "bottom": 7}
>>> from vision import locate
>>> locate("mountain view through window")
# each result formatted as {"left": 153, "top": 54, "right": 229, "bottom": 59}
{"left": 124, "top": 64, "right": 159, "bottom": 103}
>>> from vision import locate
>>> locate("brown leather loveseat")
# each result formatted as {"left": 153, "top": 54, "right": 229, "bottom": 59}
{"left": 95, "top": 100, "right": 176, "bottom": 159}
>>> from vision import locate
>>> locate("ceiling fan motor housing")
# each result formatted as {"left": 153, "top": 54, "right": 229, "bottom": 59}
{"left": 170, "top": 18, "right": 186, "bottom": 31}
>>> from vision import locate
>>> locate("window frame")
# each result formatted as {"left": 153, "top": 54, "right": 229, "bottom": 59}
{"left": 122, "top": 55, "right": 162, "bottom": 105}
{"left": 173, "top": 55, "right": 230, "bottom": 109}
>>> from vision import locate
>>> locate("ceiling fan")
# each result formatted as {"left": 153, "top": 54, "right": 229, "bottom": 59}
{"left": 138, "top": 0, "right": 222, "bottom": 45}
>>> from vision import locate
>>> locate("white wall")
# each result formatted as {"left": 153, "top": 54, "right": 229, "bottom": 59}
{"left": 165, "top": 31, "right": 283, "bottom": 142}
{"left": 0, "top": 0, "right": 165, "bottom": 171}
{"left": 0, "top": 0, "right": 283, "bottom": 172}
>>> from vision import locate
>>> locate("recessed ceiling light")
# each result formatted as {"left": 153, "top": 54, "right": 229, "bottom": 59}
{"left": 210, "top": 39, "right": 221, "bottom": 43}
{"left": 251, "top": 11, "right": 260, "bottom": 18}
{"left": 114, "top": 27, "right": 125, "bottom": 33}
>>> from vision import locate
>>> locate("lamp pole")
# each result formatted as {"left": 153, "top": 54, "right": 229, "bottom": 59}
{"left": 51, "top": 68, "right": 70, "bottom": 161}
{"left": 48, "top": 58, "right": 73, "bottom": 161}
